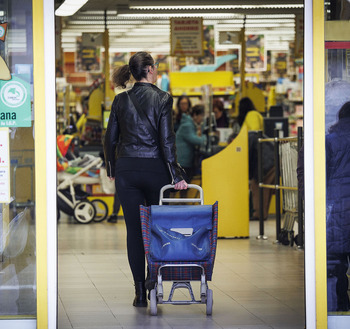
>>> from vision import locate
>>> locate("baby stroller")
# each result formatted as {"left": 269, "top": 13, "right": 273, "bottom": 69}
{"left": 57, "top": 135, "right": 108, "bottom": 224}
{"left": 140, "top": 184, "right": 218, "bottom": 316}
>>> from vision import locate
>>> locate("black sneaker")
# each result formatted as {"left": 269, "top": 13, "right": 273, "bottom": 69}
{"left": 107, "top": 214, "right": 118, "bottom": 223}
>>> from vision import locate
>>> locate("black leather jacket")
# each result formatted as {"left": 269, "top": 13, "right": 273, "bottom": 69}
{"left": 103, "top": 82, "right": 184, "bottom": 184}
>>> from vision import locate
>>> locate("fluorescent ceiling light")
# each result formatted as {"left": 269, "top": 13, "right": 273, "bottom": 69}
{"left": 55, "top": 0, "right": 89, "bottom": 17}
{"left": 246, "top": 14, "right": 295, "bottom": 18}
{"left": 118, "top": 31, "right": 169, "bottom": 36}
{"left": 130, "top": 5, "right": 303, "bottom": 10}
{"left": 117, "top": 13, "right": 239, "bottom": 19}
{"left": 247, "top": 19, "right": 295, "bottom": 23}
{"left": 114, "top": 37, "right": 170, "bottom": 43}
{"left": 246, "top": 23, "right": 295, "bottom": 27}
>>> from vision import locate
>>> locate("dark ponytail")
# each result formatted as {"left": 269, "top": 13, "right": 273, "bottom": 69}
{"left": 112, "top": 65, "right": 131, "bottom": 89}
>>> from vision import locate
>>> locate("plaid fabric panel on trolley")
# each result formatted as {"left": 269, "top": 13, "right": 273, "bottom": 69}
{"left": 140, "top": 202, "right": 218, "bottom": 282}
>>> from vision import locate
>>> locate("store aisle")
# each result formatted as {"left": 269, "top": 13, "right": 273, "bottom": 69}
{"left": 58, "top": 215, "right": 305, "bottom": 329}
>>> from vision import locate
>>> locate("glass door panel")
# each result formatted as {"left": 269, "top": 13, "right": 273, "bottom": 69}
{"left": 325, "top": 1, "right": 350, "bottom": 327}
{"left": 0, "top": 0, "right": 36, "bottom": 320}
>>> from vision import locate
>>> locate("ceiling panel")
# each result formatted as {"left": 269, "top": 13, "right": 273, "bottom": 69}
{"left": 57, "top": 0, "right": 303, "bottom": 53}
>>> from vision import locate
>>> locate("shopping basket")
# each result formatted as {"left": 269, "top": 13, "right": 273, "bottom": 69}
{"left": 140, "top": 184, "right": 218, "bottom": 316}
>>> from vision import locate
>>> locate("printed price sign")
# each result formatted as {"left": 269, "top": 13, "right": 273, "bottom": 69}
{"left": 170, "top": 18, "right": 203, "bottom": 57}
{"left": 0, "top": 127, "right": 10, "bottom": 203}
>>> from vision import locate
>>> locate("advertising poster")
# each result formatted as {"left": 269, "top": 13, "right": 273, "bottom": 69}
{"left": 245, "top": 34, "right": 266, "bottom": 71}
{"left": 0, "top": 75, "right": 31, "bottom": 127}
{"left": 170, "top": 18, "right": 203, "bottom": 57}
{"left": 76, "top": 33, "right": 102, "bottom": 72}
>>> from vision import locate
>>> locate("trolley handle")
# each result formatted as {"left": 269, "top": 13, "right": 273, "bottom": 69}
{"left": 159, "top": 184, "right": 204, "bottom": 205}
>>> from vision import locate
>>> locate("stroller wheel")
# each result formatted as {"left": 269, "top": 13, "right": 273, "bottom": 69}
{"left": 91, "top": 199, "right": 109, "bottom": 222}
{"left": 73, "top": 200, "right": 95, "bottom": 224}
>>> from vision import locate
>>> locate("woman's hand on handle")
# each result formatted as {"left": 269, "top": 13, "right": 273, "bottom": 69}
{"left": 174, "top": 180, "right": 188, "bottom": 190}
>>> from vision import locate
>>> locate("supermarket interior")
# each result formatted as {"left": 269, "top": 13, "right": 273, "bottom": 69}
{"left": 55, "top": 0, "right": 304, "bottom": 224}
{"left": 53, "top": 1, "right": 306, "bottom": 328}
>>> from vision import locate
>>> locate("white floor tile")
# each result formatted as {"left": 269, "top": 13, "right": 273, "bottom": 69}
{"left": 58, "top": 216, "right": 305, "bottom": 329}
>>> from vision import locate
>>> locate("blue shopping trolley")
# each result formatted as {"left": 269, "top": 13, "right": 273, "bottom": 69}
{"left": 140, "top": 184, "right": 218, "bottom": 316}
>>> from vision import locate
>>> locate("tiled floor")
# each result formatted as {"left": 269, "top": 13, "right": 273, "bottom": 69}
{"left": 58, "top": 215, "right": 305, "bottom": 329}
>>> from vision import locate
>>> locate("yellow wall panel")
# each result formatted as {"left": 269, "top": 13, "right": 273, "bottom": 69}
{"left": 169, "top": 71, "right": 234, "bottom": 96}
{"left": 202, "top": 126, "right": 249, "bottom": 237}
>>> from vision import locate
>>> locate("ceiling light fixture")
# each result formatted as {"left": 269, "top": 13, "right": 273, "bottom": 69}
{"left": 117, "top": 13, "right": 239, "bottom": 19}
{"left": 55, "top": 0, "right": 89, "bottom": 17}
{"left": 129, "top": 5, "right": 303, "bottom": 10}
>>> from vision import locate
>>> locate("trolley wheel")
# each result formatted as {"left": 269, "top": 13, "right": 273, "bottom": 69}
{"left": 206, "top": 289, "right": 213, "bottom": 316}
{"left": 73, "top": 200, "right": 95, "bottom": 224}
{"left": 150, "top": 289, "right": 157, "bottom": 316}
{"left": 91, "top": 199, "right": 108, "bottom": 222}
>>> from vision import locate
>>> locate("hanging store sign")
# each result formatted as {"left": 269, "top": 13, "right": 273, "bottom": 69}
{"left": 170, "top": 17, "right": 204, "bottom": 57}
{"left": 0, "top": 75, "right": 31, "bottom": 127}
{"left": 0, "top": 127, "right": 10, "bottom": 203}
{"left": 245, "top": 34, "right": 266, "bottom": 72}
{"left": 76, "top": 33, "right": 102, "bottom": 72}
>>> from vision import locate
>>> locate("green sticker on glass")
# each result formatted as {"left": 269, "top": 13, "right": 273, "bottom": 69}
{"left": 0, "top": 75, "right": 31, "bottom": 127}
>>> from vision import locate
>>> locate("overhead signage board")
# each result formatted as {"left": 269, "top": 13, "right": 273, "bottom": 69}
{"left": 0, "top": 75, "right": 31, "bottom": 127}
{"left": 170, "top": 17, "right": 204, "bottom": 57}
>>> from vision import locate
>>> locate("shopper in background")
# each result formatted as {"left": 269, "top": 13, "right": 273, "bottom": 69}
{"left": 326, "top": 101, "right": 350, "bottom": 312}
{"left": 237, "top": 97, "right": 264, "bottom": 131}
{"left": 174, "top": 95, "right": 192, "bottom": 132}
{"left": 213, "top": 98, "right": 229, "bottom": 128}
{"left": 176, "top": 105, "right": 207, "bottom": 184}
{"left": 103, "top": 51, "right": 187, "bottom": 308}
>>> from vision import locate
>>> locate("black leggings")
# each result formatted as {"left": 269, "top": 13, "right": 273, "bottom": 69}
{"left": 115, "top": 158, "right": 170, "bottom": 282}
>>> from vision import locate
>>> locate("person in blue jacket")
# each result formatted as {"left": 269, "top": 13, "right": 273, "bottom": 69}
{"left": 326, "top": 101, "right": 350, "bottom": 312}
{"left": 176, "top": 105, "right": 206, "bottom": 183}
